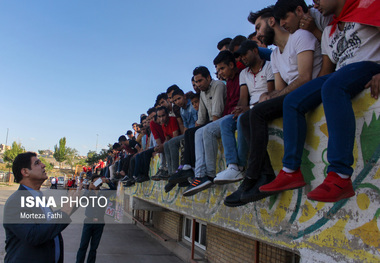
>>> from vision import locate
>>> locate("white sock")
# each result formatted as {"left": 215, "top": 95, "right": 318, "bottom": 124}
{"left": 282, "top": 167, "right": 296, "bottom": 173}
{"left": 228, "top": 164, "right": 239, "bottom": 170}
{"left": 337, "top": 173, "right": 350, "bottom": 179}
{"left": 183, "top": 164, "right": 191, "bottom": 170}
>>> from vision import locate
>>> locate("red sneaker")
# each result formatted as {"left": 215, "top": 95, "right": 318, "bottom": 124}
{"left": 259, "top": 168, "right": 306, "bottom": 194}
{"left": 307, "top": 172, "right": 355, "bottom": 202}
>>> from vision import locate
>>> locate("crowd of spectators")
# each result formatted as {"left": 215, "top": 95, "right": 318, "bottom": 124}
{"left": 86, "top": 0, "right": 380, "bottom": 206}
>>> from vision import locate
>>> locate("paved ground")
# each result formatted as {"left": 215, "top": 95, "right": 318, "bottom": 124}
{"left": 0, "top": 184, "right": 183, "bottom": 263}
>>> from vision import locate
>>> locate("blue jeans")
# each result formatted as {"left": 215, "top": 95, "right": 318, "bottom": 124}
{"left": 133, "top": 148, "right": 155, "bottom": 177}
{"left": 220, "top": 114, "right": 249, "bottom": 167}
{"left": 282, "top": 61, "right": 380, "bottom": 176}
{"left": 164, "top": 134, "right": 184, "bottom": 174}
{"left": 195, "top": 116, "right": 230, "bottom": 178}
{"left": 76, "top": 223, "right": 105, "bottom": 263}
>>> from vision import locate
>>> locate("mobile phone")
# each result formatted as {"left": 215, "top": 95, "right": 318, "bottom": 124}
{"left": 93, "top": 178, "right": 103, "bottom": 187}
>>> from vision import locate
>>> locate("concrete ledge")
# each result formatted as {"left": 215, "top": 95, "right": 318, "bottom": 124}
{"left": 124, "top": 90, "right": 380, "bottom": 263}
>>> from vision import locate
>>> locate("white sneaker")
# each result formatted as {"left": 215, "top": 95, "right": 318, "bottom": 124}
{"left": 214, "top": 166, "right": 244, "bottom": 185}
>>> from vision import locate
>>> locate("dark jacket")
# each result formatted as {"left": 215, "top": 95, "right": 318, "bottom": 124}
{"left": 3, "top": 185, "right": 71, "bottom": 263}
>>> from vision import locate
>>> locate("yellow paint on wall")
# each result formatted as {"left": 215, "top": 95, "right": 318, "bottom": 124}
{"left": 270, "top": 118, "right": 283, "bottom": 128}
{"left": 267, "top": 140, "right": 284, "bottom": 173}
{"left": 352, "top": 91, "right": 376, "bottom": 117}
{"left": 357, "top": 193, "right": 370, "bottom": 211}
{"left": 320, "top": 123, "right": 328, "bottom": 137}
{"left": 299, "top": 200, "right": 326, "bottom": 223}
{"left": 302, "top": 216, "right": 380, "bottom": 262}
{"left": 307, "top": 216, "right": 350, "bottom": 248}
{"left": 373, "top": 166, "right": 380, "bottom": 179}
{"left": 349, "top": 218, "right": 380, "bottom": 252}
{"left": 259, "top": 191, "right": 292, "bottom": 228}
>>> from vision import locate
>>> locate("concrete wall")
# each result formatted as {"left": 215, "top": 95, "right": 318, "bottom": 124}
{"left": 124, "top": 90, "right": 380, "bottom": 263}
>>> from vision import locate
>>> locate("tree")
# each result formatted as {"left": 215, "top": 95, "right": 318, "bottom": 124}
{"left": 86, "top": 150, "right": 98, "bottom": 165}
{"left": 53, "top": 137, "right": 67, "bottom": 168}
{"left": 3, "top": 142, "right": 25, "bottom": 183}
{"left": 65, "top": 147, "right": 79, "bottom": 171}
{"left": 40, "top": 157, "right": 54, "bottom": 172}
{"left": 76, "top": 158, "right": 87, "bottom": 167}
{"left": 3, "top": 142, "right": 25, "bottom": 165}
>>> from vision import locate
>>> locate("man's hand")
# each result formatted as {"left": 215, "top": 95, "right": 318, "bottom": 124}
{"left": 300, "top": 13, "right": 317, "bottom": 33}
{"left": 259, "top": 92, "right": 270, "bottom": 102}
{"left": 61, "top": 186, "right": 82, "bottom": 216}
{"left": 154, "top": 144, "right": 164, "bottom": 153}
{"left": 269, "top": 90, "right": 282, "bottom": 99}
{"left": 231, "top": 106, "right": 249, "bottom": 119}
{"left": 365, "top": 73, "right": 380, "bottom": 99}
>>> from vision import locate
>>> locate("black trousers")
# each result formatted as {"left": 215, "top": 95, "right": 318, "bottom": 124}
{"left": 239, "top": 95, "right": 286, "bottom": 180}
{"left": 183, "top": 125, "right": 205, "bottom": 167}
{"left": 121, "top": 155, "right": 133, "bottom": 174}
{"left": 76, "top": 222, "right": 105, "bottom": 263}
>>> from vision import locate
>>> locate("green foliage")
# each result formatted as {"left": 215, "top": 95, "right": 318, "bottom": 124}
{"left": 40, "top": 157, "right": 54, "bottom": 171}
{"left": 360, "top": 112, "right": 380, "bottom": 163}
{"left": 65, "top": 147, "right": 79, "bottom": 171}
{"left": 86, "top": 149, "right": 108, "bottom": 165}
{"left": 301, "top": 149, "right": 315, "bottom": 183}
{"left": 76, "top": 158, "right": 87, "bottom": 166}
{"left": 53, "top": 137, "right": 67, "bottom": 167}
{"left": 3, "top": 142, "right": 25, "bottom": 164}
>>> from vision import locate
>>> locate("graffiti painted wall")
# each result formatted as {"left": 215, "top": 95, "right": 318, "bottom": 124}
{"left": 124, "top": 90, "right": 380, "bottom": 263}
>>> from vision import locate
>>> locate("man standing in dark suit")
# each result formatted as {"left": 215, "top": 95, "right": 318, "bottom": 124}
{"left": 3, "top": 152, "right": 79, "bottom": 263}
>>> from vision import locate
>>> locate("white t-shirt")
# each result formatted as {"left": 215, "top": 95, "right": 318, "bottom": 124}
{"left": 239, "top": 61, "right": 274, "bottom": 105}
{"left": 309, "top": 8, "right": 333, "bottom": 32}
{"left": 271, "top": 29, "right": 322, "bottom": 85}
{"left": 322, "top": 22, "right": 380, "bottom": 71}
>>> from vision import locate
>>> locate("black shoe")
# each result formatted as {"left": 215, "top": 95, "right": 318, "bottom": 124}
{"left": 178, "top": 181, "right": 190, "bottom": 187}
{"left": 224, "top": 177, "right": 257, "bottom": 207}
{"left": 169, "top": 169, "right": 194, "bottom": 184}
{"left": 151, "top": 169, "right": 163, "bottom": 181}
{"left": 183, "top": 176, "right": 213, "bottom": 196}
{"left": 164, "top": 182, "right": 176, "bottom": 193}
{"left": 159, "top": 170, "right": 170, "bottom": 180}
{"left": 120, "top": 176, "right": 130, "bottom": 182}
{"left": 240, "top": 175, "right": 276, "bottom": 203}
{"left": 123, "top": 178, "right": 135, "bottom": 187}
{"left": 114, "top": 172, "right": 124, "bottom": 180}
{"left": 135, "top": 175, "right": 150, "bottom": 183}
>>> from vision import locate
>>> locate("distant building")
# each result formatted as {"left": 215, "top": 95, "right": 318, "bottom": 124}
{"left": 0, "top": 144, "right": 11, "bottom": 153}
{"left": 39, "top": 149, "right": 54, "bottom": 156}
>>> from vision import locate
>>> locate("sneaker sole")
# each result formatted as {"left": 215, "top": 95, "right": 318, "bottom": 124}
{"left": 159, "top": 176, "right": 170, "bottom": 181}
{"left": 183, "top": 182, "right": 212, "bottom": 196}
{"left": 307, "top": 191, "right": 355, "bottom": 202}
{"left": 151, "top": 177, "right": 162, "bottom": 181}
{"left": 240, "top": 192, "right": 273, "bottom": 203}
{"left": 169, "top": 175, "right": 192, "bottom": 184}
{"left": 259, "top": 182, "right": 306, "bottom": 194}
{"left": 214, "top": 177, "right": 244, "bottom": 185}
{"left": 223, "top": 199, "right": 247, "bottom": 207}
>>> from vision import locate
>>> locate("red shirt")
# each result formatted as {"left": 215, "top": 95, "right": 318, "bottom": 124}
{"left": 162, "top": 117, "right": 179, "bottom": 139}
{"left": 150, "top": 120, "right": 166, "bottom": 143}
{"left": 223, "top": 69, "right": 241, "bottom": 116}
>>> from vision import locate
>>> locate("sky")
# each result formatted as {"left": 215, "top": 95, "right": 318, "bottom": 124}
{"left": 0, "top": 0, "right": 312, "bottom": 156}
